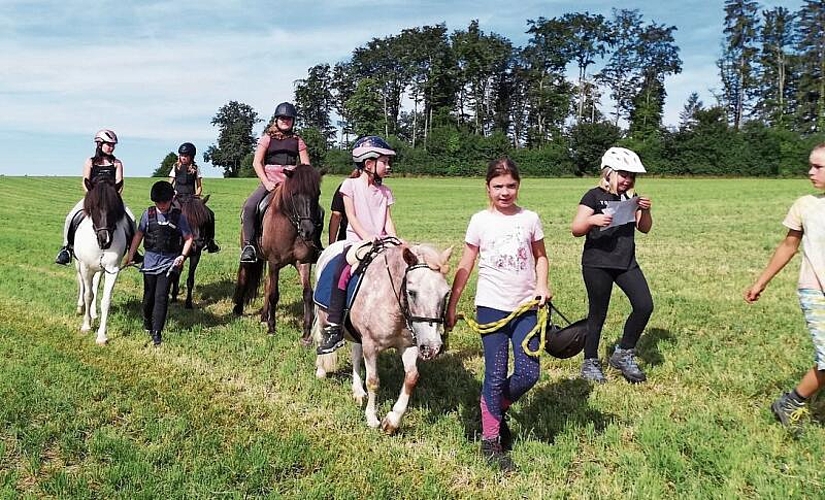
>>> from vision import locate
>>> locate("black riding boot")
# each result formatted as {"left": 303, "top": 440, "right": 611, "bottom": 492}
{"left": 55, "top": 245, "right": 73, "bottom": 265}
{"left": 240, "top": 242, "right": 257, "bottom": 263}
{"left": 205, "top": 212, "right": 220, "bottom": 253}
{"left": 317, "top": 284, "right": 347, "bottom": 355}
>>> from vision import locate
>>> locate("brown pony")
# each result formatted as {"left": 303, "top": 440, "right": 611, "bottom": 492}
{"left": 232, "top": 164, "right": 322, "bottom": 339}
{"left": 170, "top": 194, "right": 212, "bottom": 309}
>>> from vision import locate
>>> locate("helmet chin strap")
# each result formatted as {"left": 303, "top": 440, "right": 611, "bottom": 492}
{"left": 365, "top": 162, "right": 383, "bottom": 185}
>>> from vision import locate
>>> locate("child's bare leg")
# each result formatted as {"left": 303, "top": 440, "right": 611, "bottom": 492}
{"left": 796, "top": 367, "right": 825, "bottom": 398}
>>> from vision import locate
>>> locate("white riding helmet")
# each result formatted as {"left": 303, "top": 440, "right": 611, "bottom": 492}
{"left": 351, "top": 136, "right": 396, "bottom": 163}
{"left": 94, "top": 129, "right": 118, "bottom": 144}
{"left": 601, "top": 147, "right": 645, "bottom": 173}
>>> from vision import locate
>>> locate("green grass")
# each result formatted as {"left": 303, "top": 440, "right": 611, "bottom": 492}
{"left": 1, "top": 175, "right": 824, "bottom": 498}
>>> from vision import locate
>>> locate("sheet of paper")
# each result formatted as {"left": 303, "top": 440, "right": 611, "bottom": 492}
{"left": 600, "top": 198, "right": 638, "bottom": 230}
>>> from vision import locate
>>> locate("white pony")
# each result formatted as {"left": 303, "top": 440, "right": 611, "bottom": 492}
{"left": 313, "top": 238, "right": 452, "bottom": 434}
{"left": 72, "top": 177, "right": 131, "bottom": 345}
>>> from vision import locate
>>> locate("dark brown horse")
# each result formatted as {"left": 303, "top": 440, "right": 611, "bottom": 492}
{"left": 232, "top": 164, "right": 322, "bottom": 339}
{"left": 170, "top": 194, "right": 213, "bottom": 309}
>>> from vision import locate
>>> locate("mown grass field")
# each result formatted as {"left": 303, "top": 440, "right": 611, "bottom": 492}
{"left": 1, "top": 175, "right": 824, "bottom": 499}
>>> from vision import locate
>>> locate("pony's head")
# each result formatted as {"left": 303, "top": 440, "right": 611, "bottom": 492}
{"left": 177, "top": 195, "right": 210, "bottom": 247}
{"left": 274, "top": 164, "right": 322, "bottom": 243}
{"left": 400, "top": 244, "right": 453, "bottom": 361}
{"left": 83, "top": 176, "right": 125, "bottom": 249}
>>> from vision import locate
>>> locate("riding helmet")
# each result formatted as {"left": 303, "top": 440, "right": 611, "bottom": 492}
{"left": 600, "top": 147, "right": 645, "bottom": 173}
{"left": 178, "top": 142, "right": 196, "bottom": 157}
{"left": 273, "top": 102, "right": 298, "bottom": 119}
{"left": 150, "top": 181, "right": 175, "bottom": 202}
{"left": 94, "top": 129, "right": 118, "bottom": 144}
{"left": 351, "top": 135, "right": 396, "bottom": 163}
{"left": 544, "top": 314, "right": 587, "bottom": 359}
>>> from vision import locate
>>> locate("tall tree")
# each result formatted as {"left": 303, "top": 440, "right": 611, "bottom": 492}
{"left": 629, "top": 21, "right": 682, "bottom": 139}
{"left": 679, "top": 92, "right": 704, "bottom": 131}
{"left": 152, "top": 152, "right": 178, "bottom": 177}
{"left": 795, "top": 0, "right": 825, "bottom": 133}
{"left": 204, "top": 101, "right": 260, "bottom": 178}
{"left": 560, "top": 12, "right": 609, "bottom": 123}
{"left": 294, "top": 63, "right": 335, "bottom": 142}
{"left": 598, "top": 9, "right": 645, "bottom": 126}
{"left": 718, "top": 0, "right": 761, "bottom": 129}
{"left": 755, "top": 7, "right": 797, "bottom": 128}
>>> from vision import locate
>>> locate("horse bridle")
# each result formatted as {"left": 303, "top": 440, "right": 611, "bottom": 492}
{"left": 284, "top": 191, "right": 321, "bottom": 251}
{"left": 383, "top": 252, "right": 449, "bottom": 343}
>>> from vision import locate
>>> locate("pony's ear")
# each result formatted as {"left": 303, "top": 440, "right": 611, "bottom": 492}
{"left": 402, "top": 247, "right": 419, "bottom": 266}
{"left": 284, "top": 168, "right": 294, "bottom": 178}
{"left": 439, "top": 246, "right": 453, "bottom": 274}
{"left": 84, "top": 177, "right": 93, "bottom": 191}
{"left": 201, "top": 194, "right": 210, "bottom": 204}
{"left": 115, "top": 180, "right": 123, "bottom": 192}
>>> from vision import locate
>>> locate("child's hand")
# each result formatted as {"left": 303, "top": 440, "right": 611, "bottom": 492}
{"left": 744, "top": 283, "right": 764, "bottom": 303}
{"left": 637, "top": 196, "right": 652, "bottom": 211}
{"left": 173, "top": 255, "right": 185, "bottom": 268}
{"left": 592, "top": 213, "right": 613, "bottom": 227}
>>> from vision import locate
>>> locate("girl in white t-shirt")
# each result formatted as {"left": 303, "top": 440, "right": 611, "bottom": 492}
{"left": 446, "top": 158, "right": 551, "bottom": 472}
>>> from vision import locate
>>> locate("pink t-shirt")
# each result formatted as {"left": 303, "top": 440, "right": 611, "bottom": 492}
{"left": 257, "top": 134, "right": 308, "bottom": 184}
{"left": 339, "top": 176, "right": 395, "bottom": 243}
{"left": 465, "top": 207, "right": 545, "bottom": 311}
{"left": 783, "top": 193, "right": 825, "bottom": 292}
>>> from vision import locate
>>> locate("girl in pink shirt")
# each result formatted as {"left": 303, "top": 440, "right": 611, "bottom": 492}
{"left": 446, "top": 158, "right": 551, "bottom": 472}
{"left": 317, "top": 136, "right": 397, "bottom": 354}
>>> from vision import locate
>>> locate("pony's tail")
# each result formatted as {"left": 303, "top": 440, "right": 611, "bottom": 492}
{"left": 236, "top": 259, "right": 265, "bottom": 305}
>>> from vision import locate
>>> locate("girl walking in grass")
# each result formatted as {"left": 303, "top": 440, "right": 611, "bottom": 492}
{"left": 745, "top": 143, "right": 825, "bottom": 432}
{"left": 571, "top": 147, "right": 654, "bottom": 384}
{"left": 446, "top": 158, "right": 550, "bottom": 472}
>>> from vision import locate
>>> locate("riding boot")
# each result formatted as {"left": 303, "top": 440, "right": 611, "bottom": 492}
{"left": 240, "top": 242, "right": 258, "bottom": 263}
{"left": 205, "top": 213, "right": 220, "bottom": 253}
{"left": 317, "top": 286, "right": 347, "bottom": 354}
{"left": 55, "top": 245, "right": 73, "bottom": 266}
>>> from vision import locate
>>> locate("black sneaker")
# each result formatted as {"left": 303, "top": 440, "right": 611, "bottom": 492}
{"left": 609, "top": 347, "right": 647, "bottom": 383}
{"left": 481, "top": 437, "right": 516, "bottom": 473}
{"left": 206, "top": 240, "right": 221, "bottom": 253}
{"left": 581, "top": 358, "right": 606, "bottom": 384}
{"left": 316, "top": 324, "right": 345, "bottom": 355}
{"left": 143, "top": 317, "right": 152, "bottom": 332}
{"left": 240, "top": 244, "right": 257, "bottom": 263}
{"left": 55, "top": 246, "right": 72, "bottom": 266}
{"left": 771, "top": 392, "right": 809, "bottom": 433}
{"left": 150, "top": 330, "right": 162, "bottom": 347}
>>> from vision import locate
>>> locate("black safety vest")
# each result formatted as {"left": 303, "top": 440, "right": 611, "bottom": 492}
{"left": 173, "top": 164, "right": 198, "bottom": 196}
{"left": 264, "top": 136, "right": 299, "bottom": 166}
{"left": 90, "top": 162, "right": 117, "bottom": 182}
{"left": 144, "top": 206, "right": 183, "bottom": 254}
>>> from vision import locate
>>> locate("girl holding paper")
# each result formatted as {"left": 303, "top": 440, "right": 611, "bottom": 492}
{"left": 571, "top": 147, "right": 654, "bottom": 384}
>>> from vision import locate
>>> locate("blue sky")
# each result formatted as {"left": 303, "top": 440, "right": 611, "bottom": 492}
{"left": 0, "top": 0, "right": 799, "bottom": 177}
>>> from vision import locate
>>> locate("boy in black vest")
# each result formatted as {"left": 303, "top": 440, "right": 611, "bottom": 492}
{"left": 125, "top": 181, "right": 194, "bottom": 346}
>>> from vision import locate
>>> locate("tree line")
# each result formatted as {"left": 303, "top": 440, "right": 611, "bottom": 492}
{"left": 172, "top": 1, "right": 825, "bottom": 179}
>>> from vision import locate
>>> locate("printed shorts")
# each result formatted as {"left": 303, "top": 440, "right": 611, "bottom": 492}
{"left": 798, "top": 288, "right": 825, "bottom": 371}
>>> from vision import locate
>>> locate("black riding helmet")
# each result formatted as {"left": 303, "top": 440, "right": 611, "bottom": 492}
{"left": 178, "top": 142, "right": 196, "bottom": 157}
{"left": 274, "top": 102, "right": 298, "bottom": 119}
{"left": 151, "top": 181, "right": 175, "bottom": 202}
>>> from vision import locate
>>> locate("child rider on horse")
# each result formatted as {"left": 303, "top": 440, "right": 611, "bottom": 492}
{"left": 125, "top": 181, "right": 194, "bottom": 347}
{"left": 239, "top": 102, "right": 311, "bottom": 263}
{"left": 316, "top": 136, "right": 398, "bottom": 355}
{"left": 168, "top": 141, "right": 220, "bottom": 253}
{"left": 445, "top": 158, "right": 551, "bottom": 472}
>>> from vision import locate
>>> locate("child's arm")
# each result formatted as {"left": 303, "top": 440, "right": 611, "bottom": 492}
{"left": 531, "top": 239, "right": 551, "bottom": 306}
{"left": 446, "top": 243, "right": 479, "bottom": 330}
{"left": 195, "top": 177, "right": 203, "bottom": 197}
{"left": 636, "top": 196, "right": 653, "bottom": 233}
{"left": 571, "top": 204, "right": 611, "bottom": 236}
{"left": 342, "top": 195, "right": 372, "bottom": 240}
{"left": 173, "top": 235, "right": 195, "bottom": 269}
{"left": 383, "top": 208, "right": 397, "bottom": 238}
{"left": 744, "top": 229, "right": 802, "bottom": 303}
{"left": 125, "top": 230, "right": 144, "bottom": 265}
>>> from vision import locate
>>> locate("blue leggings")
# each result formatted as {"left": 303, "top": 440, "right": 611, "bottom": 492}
{"left": 478, "top": 306, "right": 540, "bottom": 439}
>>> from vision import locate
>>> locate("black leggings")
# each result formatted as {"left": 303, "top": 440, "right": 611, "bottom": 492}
{"left": 143, "top": 272, "right": 173, "bottom": 333}
{"left": 583, "top": 266, "right": 653, "bottom": 359}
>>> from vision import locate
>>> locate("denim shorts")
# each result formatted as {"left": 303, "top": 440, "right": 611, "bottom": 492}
{"left": 798, "top": 289, "right": 825, "bottom": 370}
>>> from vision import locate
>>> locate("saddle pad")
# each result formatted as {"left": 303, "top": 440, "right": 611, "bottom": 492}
{"left": 313, "top": 252, "right": 364, "bottom": 310}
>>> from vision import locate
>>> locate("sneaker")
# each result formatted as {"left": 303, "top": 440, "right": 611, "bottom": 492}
{"left": 499, "top": 414, "right": 513, "bottom": 451}
{"left": 771, "top": 392, "right": 809, "bottom": 432}
{"left": 581, "top": 358, "right": 606, "bottom": 384}
{"left": 150, "top": 330, "right": 162, "bottom": 347}
{"left": 609, "top": 347, "right": 647, "bottom": 383}
{"left": 143, "top": 317, "right": 152, "bottom": 332}
{"left": 481, "top": 437, "right": 516, "bottom": 473}
{"left": 240, "top": 244, "right": 257, "bottom": 263}
{"left": 206, "top": 240, "right": 221, "bottom": 253}
{"left": 316, "top": 324, "right": 345, "bottom": 355}
{"left": 55, "top": 246, "right": 72, "bottom": 266}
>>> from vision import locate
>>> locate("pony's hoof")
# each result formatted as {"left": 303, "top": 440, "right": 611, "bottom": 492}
{"left": 75, "top": 307, "right": 84, "bottom": 315}
{"left": 81, "top": 325, "right": 92, "bottom": 333}
{"left": 315, "top": 367, "right": 327, "bottom": 379}
{"left": 380, "top": 418, "right": 398, "bottom": 435}
{"left": 366, "top": 417, "right": 381, "bottom": 429}
{"left": 232, "top": 304, "right": 243, "bottom": 316}
{"left": 95, "top": 338, "right": 108, "bottom": 346}
{"left": 300, "top": 336, "right": 312, "bottom": 347}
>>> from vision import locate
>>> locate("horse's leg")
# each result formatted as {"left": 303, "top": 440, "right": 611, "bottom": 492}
{"left": 185, "top": 252, "right": 200, "bottom": 309}
{"left": 170, "top": 267, "right": 180, "bottom": 303}
{"left": 261, "top": 265, "right": 281, "bottom": 335}
{"left": 381, "top": 346, "right": 420, "bottom": 435}
{"left": 351, "top": 342, "right": 367, "bottom": 405}
{"left": 298, "top": 263, "right": 313, "bottom": 345}
{"left": 90, "top": 270, "right": 102, "bottom": 320}
{"left": 79, "top": 266, "right": 94, "bottom": 332}
{"left": 95, "top": 271, "right": 118, "bottom": 345}
{"left": 362, "top": 342, "right": 381, "bottom": 429}
{"left": 75, "top": 262, "right": 85, "bottom": 315}
{"left": 232, "top": 264, "right": 247, "bottom": 316}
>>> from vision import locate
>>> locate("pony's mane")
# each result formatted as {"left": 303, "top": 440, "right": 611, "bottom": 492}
{"left": 271, "top": 164, "right": 321, "bottom": 210}
{"left": 84, "top": 178, "right": 125, "bottom": 225}
{"left": 178, "top": 197, "right": 209, "bottom": 230}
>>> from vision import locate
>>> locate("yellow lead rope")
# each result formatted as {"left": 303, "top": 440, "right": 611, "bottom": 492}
{"left": 461, "top": 299, "right": 548, "bottom": 357}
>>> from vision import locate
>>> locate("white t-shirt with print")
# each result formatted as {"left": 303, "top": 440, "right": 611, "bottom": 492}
{"left": 465, "top": 207, "right": 545, "bottom": 311}
{"left": 783, "top": 193, "right": 825, "bottom": 292}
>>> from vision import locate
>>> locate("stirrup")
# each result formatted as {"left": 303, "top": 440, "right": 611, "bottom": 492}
{"left": 240, "top": 244, "right": 257, "bottom": 263}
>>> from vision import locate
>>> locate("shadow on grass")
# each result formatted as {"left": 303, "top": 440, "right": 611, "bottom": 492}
{"left": 115, "top": 295, "right": 230, "bottom": 333}
{"left": 633, "top": 327, "right": 674, "bottom": 367}
{"left": 519, "top": 378, "right": 616, "bottom": 444}
{"left": 181, "top": 276, "right": 237, "bottom": 308}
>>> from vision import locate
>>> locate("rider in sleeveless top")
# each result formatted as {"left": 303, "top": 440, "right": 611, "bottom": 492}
{"left": 239, "top": 102, "right": 311, "bottom": 263}
{"left": 168, "top": 142, "right": 220, "bottom": 253}
{"left": 55, "top": 129, "right": 140, "bottom": 265}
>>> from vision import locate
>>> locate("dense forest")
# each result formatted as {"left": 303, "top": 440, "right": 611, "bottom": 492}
{"left": 189, "top": 1, "right": 825, "bottom": 178}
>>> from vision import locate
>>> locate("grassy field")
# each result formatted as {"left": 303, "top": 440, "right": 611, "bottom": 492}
{"left": 1, "top": 175, "right": 824, "bottom": 499}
